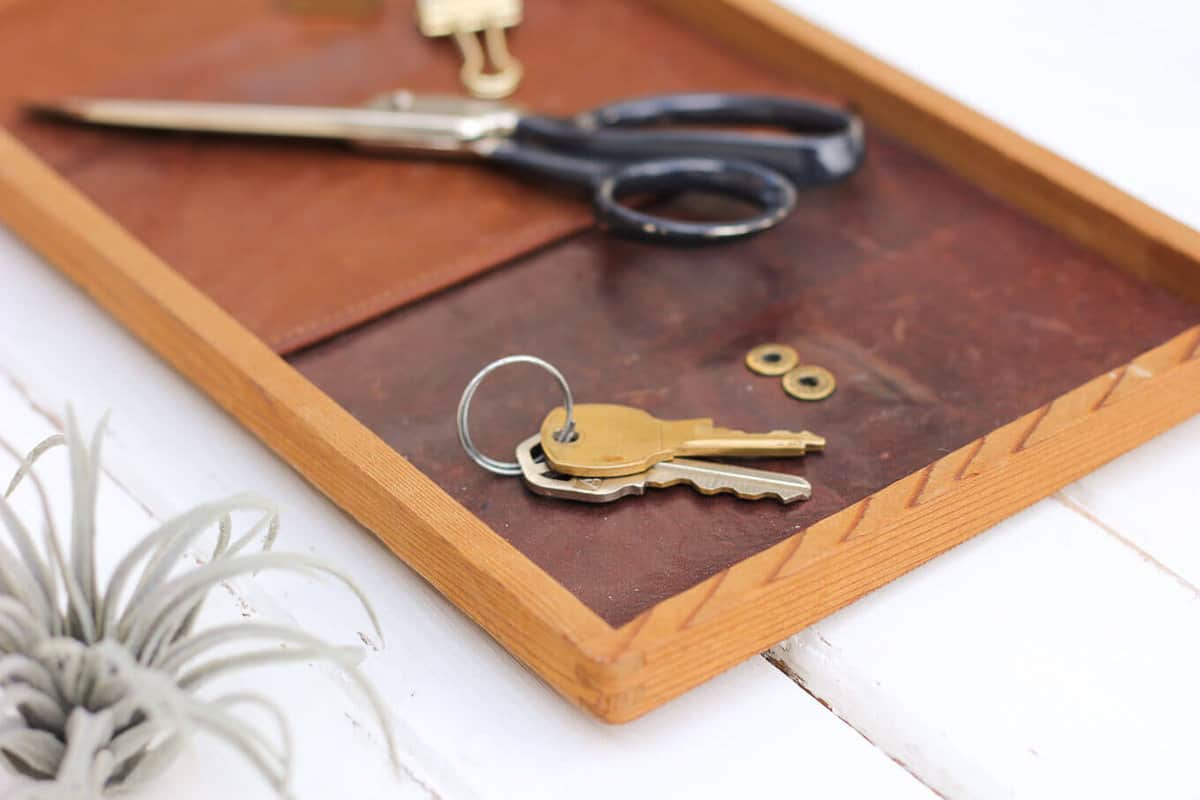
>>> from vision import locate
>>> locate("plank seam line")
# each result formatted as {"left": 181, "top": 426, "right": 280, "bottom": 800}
{"left": 1054, "top": 492, "right": 1200, "bottom": 600}
{"left": 761, "top": 650, "right": 947, "bottom": 799}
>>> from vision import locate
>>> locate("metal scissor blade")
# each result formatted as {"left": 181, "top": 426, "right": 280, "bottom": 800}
{"left": 31, "top": 97, "right": 424, "bottom": 142}
{"left": 30, "top": 95, "right": 521, "bottom": 153}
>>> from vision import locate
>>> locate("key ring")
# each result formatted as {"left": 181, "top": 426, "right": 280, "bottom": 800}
{"left": 457, "top": 355, "right": 576, "bottom": 476}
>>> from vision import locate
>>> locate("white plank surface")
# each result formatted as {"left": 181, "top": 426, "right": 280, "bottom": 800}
{"left": 779, "top": 0, "right": 1200, "bottom": 229}
{"left": 0, "top": 229, "right": 934, "bottom": 797}
{"left": 771, "top": 496, "right": 1200, "bottom": 799}
{"left": 768, "top": 1, "right": 1200, "bottom": 798}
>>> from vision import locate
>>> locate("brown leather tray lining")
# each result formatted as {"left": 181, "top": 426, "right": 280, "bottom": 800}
{"left": 7, "top": 0, "right": 1199, "bottom": 626}
{"left": 289, "top": 131, "right": 1200, "bottom": 625}
{"left": 1, "top": 0, "right": 820, "bottom": 353}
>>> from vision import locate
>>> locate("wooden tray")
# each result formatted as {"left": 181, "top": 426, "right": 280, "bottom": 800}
{"left": 2, "top": 0, "right": 1199, "bottom": 723}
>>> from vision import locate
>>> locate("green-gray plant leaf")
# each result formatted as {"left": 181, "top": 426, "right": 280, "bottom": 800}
{"left": 0, "top": 411, "right": 396, "bottom": 797}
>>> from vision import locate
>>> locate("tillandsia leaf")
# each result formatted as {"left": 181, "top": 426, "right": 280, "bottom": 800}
{"left": 2, "top": 470, "right": 64, "bottom": 642}
{"left": 0, "top": 414, "right": 397, "bottom": 796}
{"left": 130, "top": 504, "right": 258, "bottom": 617}
{"left": 0, "top": 440, "right": 67, "bottom": 639}
{"left": 102, "top": 493, "right": 277, "bottom": 640}
{"left": 42, "top": 708, "right": 116, "bottom": 798}
{"left": 157, "top": 513, "right": 234, "bottom": 651}
{"left": 132, "top": 507, "right": 278, "bottom": 664}
{"left": 175, "top": 630, "right": 401, "bottom": 770}
{"left": 185, "top": 697, "right": 290, "bottom": 792}
{"left": 0, "top": 721, "right": 65, "bottom": 779}
{"left": 1, "top": 431, "right": 92, "bottom": 644}
{"left": 123, "top": 551, "right": 384, "bottom": 665}
{"left": 0, "top": 501, "right": 57, "bottom": 632}
{"left": 2, "top": 435, "right": 65, "bottom": 501}
{"left": 0, "top": 596, "right": 45, "bottom": 653}
{"left": 105, "top": 731, "right": 183, "bottom": 795}
{"left": 0, "top": 461, "right": 59, "bottom": 626}
{"left": 94, "top": 640, "right": 290, "bottom": 792}
{"left": 64, "top": 410, "right": 102, "bottom": 638}
{"left": 0, "top": 655, "right": 62, "bottom": 702}
{"left": 211, "top": 693, "right": 294, "bottom": 778}
{"left": 156, "top": 621, "right": 356, "bottom": 673}
{"left": 179, "top": 644, "right": 363, "bottom": 691}
{"left": 1, "top": 684, "right": 66, "bottom": 734}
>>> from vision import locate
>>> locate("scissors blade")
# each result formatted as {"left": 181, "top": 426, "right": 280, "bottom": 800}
{"left": 31, "top": 97, "right": 420, "bottom": 142}
{"left": 30, "top": 95, "right": 521, "bottom": 153}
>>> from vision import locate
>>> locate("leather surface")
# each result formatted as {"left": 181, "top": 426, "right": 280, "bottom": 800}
{"left": 0, "top": 0, "right": 823, "bottom": 353}
{"left": 290, "top": 133, "right": 1200, "bottom": 625}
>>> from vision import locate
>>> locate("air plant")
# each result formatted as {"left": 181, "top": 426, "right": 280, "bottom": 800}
{"left": 0, "top": 411, "right": 396, "bottom": 798}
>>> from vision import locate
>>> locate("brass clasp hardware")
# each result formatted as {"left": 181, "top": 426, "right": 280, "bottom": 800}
{"left": 417, "top": 0, "right": 524, "bottom": 99}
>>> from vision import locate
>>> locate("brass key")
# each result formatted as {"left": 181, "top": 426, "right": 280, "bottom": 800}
{"left": 539, "top": 403, "right": 824, "bottom": 477}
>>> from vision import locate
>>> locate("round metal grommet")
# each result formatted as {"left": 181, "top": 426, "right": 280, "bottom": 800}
{"left": 745, "top": 343, "right": 799, "bottom": 376}
{"left": 782, "top": 365, "right": 836, "bottom": 401}
{"left": 457, "top": 355, "right": 576, "bottom": 476}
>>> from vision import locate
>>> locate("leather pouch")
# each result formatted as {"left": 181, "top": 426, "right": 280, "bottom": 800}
{"left": 2, "top": 0, "right": 813, "bottom": 353}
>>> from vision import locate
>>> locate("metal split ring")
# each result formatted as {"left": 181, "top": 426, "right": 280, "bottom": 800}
{"left": 457, "top": 355, "right": 576, "bottom": 476}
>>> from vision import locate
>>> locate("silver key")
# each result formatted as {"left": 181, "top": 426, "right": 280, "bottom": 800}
{"left": 515, "top": 435, "right": 812, "bottom": 504}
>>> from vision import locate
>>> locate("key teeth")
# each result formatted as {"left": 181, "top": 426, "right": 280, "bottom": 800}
{"left": 690, "top": 485, "right": 810, "bottom": 504}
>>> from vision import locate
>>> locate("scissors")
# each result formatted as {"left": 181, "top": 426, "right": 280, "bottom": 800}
{"left": 32, "top": 90, "right": 864, "bottom": 244}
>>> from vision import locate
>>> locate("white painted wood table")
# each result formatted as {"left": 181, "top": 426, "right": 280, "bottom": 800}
{"left": 2, "top": 2, "right": 1197, "bottom": 797}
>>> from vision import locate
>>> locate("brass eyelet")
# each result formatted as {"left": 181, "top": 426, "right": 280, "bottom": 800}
{"left": 745, "top": 343, "right": 799, "bottom": 376}
{"left": 782, "top": 365, "right": 836, "bottom": 401}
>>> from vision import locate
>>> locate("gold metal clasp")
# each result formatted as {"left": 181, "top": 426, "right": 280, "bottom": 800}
{"left": 417, "top": 0, "right": 524, "bottom": 100}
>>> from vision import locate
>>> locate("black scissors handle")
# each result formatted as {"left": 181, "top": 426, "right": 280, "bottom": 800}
{"left": 483, "top": 92, "right": 864, "bottom": 243}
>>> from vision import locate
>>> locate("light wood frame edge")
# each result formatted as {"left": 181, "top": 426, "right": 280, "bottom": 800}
{"left": 0, "top": 129, "right": 616, "bottom": 716}
{"left": 1, "top": 0, "right": 1198, "bottom": 723}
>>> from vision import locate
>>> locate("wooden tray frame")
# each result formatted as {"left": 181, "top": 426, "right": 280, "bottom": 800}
{"left": 3, "top": 0, "right": 1200, "bottom": 722}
